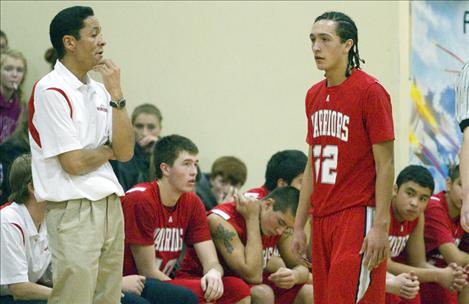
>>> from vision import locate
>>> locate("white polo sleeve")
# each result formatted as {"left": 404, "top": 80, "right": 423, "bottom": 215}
{"left": 0, "top": 222, "right": 29, "bottom": 285}
{"left": 34, "top": 89, "right": 83, "bottom": 158}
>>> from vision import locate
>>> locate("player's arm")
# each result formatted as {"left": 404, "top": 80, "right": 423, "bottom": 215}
{"left": 208, "top": 213, "right": 263, "bottom": 284}
{"left": 193, "top": 240, "right": 224, "bottom": 302}
{"left": 362, "top": 140, "right": 394, "bottom": 269}
{"left": 438, "top": 242, "right": 469, "bottom": 267}
{"left": 292, "top": 146, "right": 313, "bottom": 257}
{"left": 265, "top": 255, "right": 286, "bottom": 274}
{"left": 8, "top": 282, "right": 51, "bottom": 301}
{"left": 274, "top": 231, "right": 310, "bottom": 285}
{"left": 389, "top": 215, "right": 460, "bottom": 288}
{"left": 461, "top": 127, "right": 469, "bottom": 231}
{"left": 130, "top": 244, "right": 171, "bottom": 281}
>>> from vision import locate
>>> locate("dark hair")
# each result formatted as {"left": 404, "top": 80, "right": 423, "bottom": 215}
{"left": 396, "top": 165, "right": 435, "bottom": 193}
{"left": 211, "top": 156, "right": 247, "bottom": 187}
{"left": 153, "top": 135, "right": 198, "bottom": 179}
{"left": 314, "top": 11, "right": 364, "bottom": 77}
{"left": 9, "top": 154, "right": 32, "bottom": 204}
{"left": 264, "top": 150, "right": 307, "bottom": 191}
{"left": 49, "top": 6, "right": 94, "bottom": 59}
{"left": 131, "top": 103, "right": 163, "bottom": 126}
{"left": 0, "top": 29, "right": 7, "bottom": 45}
{"left": 264, "top": 186, "right": 300, "bottom": 216}
{"left": 448, "top": 164, "right": 460, "bottom": 182}
{"left": 44, "top": 47, "right": 58, "bottom": 70}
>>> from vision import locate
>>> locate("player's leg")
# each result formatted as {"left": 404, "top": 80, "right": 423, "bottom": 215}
{"left": 326, "top": 206, "right": 386, "bottom": 304}
{"left": 139, "top": 278, "right": 197, "bottom": 304}
{"left": 420, "top": 282, "right": 458, "bottom": 304}
{"left": 311, "top": 215, "right": 330, "bottom": 304}
{"left": 251, "top": 284, "right": 275, "bottom": 304}
{"left": 292, "top": 284, "right": 314, "bottom": 304}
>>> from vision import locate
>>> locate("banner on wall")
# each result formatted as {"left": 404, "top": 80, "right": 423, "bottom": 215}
{"left": 410, "top": 1, "right": 469, "bottom": 192}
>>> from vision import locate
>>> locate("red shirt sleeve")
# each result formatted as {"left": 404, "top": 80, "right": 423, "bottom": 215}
{"left": 362, "top": 82, "right": 394, "bottom": 144}
{"left": 186, "top": 195, "right": 212, "bottom": 246}
{"left": 122, "top": 193, "right": 156, "bottom": 246}
{"left": 424, "top": 203, "right": 455, "bottom": 253}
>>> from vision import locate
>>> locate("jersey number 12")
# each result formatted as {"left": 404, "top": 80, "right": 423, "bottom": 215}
{"left": 313, "top": 145, "right": 338, "bottom": 184}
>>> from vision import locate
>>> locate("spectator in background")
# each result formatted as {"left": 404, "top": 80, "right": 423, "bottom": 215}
{"left": 196, "top": 156, "right": 247, "bottom": 210}
{"left": 0, "top": 154, "right": 52, "bottom": 304}
{"left": 1, "top": 49, "right": 27, "bottom": 143}
{"left": 113, "top": 103, "right": 163, "bottom": 191}
{"left": 0, "top": 30, "right": 8, "bottom": 51}
{"left": 44, "top": 47, "right": 58, "bottom": 71}
{"left": 0, "top": 110, "right": 29, "bottom": 205}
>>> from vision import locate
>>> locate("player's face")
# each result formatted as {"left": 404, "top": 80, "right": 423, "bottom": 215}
{"left": 72, "top": 16, "right": 106, "bottom": 71}
{"left": 166, "top": 151, "right": 199, "bottom": 194}
{"left": 133, "top": 113, "right": 161, "bottom": 147}
{"left": 289, "top": 174, "right": 303, "bottom": 191}
{"left": 0, "top": 55, "right": 25, "bottom": 92}
{"left": 260, "top": 201, "right": 296, "bottom": 236}
{"left": 446, "top": 177, "right": 463, "bottom": 211}
{"left": 393, "top": 181, "right": 432, "bottom": 221}
{"left": 310, "top": 20, "right": 351, "bottom": 74}
{"left": 210, "top": 175, "right": 231, "bottom": 199}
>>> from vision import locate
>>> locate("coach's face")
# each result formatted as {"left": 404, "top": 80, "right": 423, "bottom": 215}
{"left": 71, "top": 16, "right": 106, "bottom": 72}
{"left": 164, "top": 151, "right": 198, "bottom": 194}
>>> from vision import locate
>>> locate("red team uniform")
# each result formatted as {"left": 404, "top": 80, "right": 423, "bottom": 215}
{"left": 121, "top": 181, "right": 250, "bottom": 304}
{"left": 178, "top": 202, "right": 304, "bottom": 304}
{"left": 385, "top": 210, "right": 420, "bottom": 304}
{"left": 421, "top": 192, "right": 464, "bottom": 304}
{"left": 305, "top": 69, "right": 394, "bottom": 303}
{"left": 245, "top": 186, "right": 269, "bottom": 200}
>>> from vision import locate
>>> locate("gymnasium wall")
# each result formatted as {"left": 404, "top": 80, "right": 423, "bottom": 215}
{"left": 1, "top": 1, "right": 411, "bottom": 189}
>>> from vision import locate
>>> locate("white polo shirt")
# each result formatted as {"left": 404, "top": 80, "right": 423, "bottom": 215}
{"left": 29, "top": 60, "right": 124, "bottom": 202}
{"left": 0, "top": 203, "right": 51, "bottom": 296}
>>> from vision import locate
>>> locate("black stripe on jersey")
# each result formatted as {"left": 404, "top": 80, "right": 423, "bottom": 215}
{"left": 460, "top": 118, "right": 469, "bottom": 133}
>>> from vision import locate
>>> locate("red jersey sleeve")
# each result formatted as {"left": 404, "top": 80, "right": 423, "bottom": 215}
{"left": 186, "top": 195, "right": 212, "bottom": 245}
{"left": 122, "top": 193, "right": 156, "bottom": 246}
{"left": 424, "top": 202, "right": 455, "bottom": 252}
{"left": 362, "top": 82, "right": 394, "bottom": 144}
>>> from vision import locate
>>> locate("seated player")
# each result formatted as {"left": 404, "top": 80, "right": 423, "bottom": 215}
{"left": 0, "top": 154, "right": 197, "bottom": 304}
{"left": 422, "top": 164, "right": 469, "bottom": 304}
{"left": 178, "top": 187, "right": 313, "bottom": 304}
{"left": 246, "top": 149, "right": 307, "bottom": 198}
{"left": 196, "top": 156, "right": 247, "bottom": 210}
{"left": 385, "top": 165, "right": 466, "bottom": 304}
{"left": 122, "top": 135, "right": 251, "bottom": 304}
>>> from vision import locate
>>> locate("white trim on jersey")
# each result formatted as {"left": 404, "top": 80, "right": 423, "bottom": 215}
{"left": 211, "top": 209, "right": 231, "bottom": 220}
{"left": 456, "top": 62, "right": 469, "bottom": 126}
{"left": 356, "top": 206, "right": 375, "bottom": 303}
{"left": 430, "top": 195, "right": 441, "bottom": 201}
{"left": 126, "top": 187, "right": 147, "bottom": 194}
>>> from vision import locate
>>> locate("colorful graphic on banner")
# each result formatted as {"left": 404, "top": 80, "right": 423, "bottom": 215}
{"left": 410, "top": 1, "right": 468, "bottom": 192}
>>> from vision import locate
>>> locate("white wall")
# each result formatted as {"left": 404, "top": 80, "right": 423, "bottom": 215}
{"left": 1, "top": 1, "right": 410, "bottom": 189}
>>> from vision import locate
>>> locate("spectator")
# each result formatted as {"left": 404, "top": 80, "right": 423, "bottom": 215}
{"left": 0, "top": 154, "right": 52, "bottom": 304}
{"left": 0, "top": 110, "right": 29, "bottom": 205}
{"left": 196, "top": 156, "right": 247, "bottom": 210}
{"left": 114, "top": 103, "right": 162, "bottom": 191}
{"left": 29, "top": 6, "right": 134, "bottom": 303}
{"left": 0, "top": 30, "right": 8, "bottom": 51}
{"left": 1, "top": 49, "right": 27, "bottom": 143}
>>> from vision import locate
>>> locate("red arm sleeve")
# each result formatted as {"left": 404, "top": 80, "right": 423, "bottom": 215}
{"left": 122, "top": 194, "right": 156, "bottom": 246}
{"left": 363, "top": 82, "right": 394, "bottom": 144}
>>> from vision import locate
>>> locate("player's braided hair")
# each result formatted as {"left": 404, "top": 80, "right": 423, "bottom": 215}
{"left": 315, "top": 11, "right": 365, "bottom": 77}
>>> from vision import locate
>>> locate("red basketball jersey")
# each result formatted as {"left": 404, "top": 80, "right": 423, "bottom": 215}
{"left": 122, "top": 181, "right": 211, "bottom": 276}
{"left": 424, "top": 191, "right": 464, "bottom": 268}
{"left": 388, "top": 208, "right": 419, "bottom": 263}
{"left": 305, "top": 69, "right": 394, "bottom": 217}
{"left": 245, "top": 186, "right": 269, "bottom": 200}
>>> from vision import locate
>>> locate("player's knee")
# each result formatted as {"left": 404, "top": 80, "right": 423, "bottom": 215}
{"left": 293, "top": 283, "right": 314, "bottom": 304}
{"left": 236, "top": 296, "right": 251, "bottom": 304}
{"left": 251, "top": 284, "right": 274, "bottom": 304}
